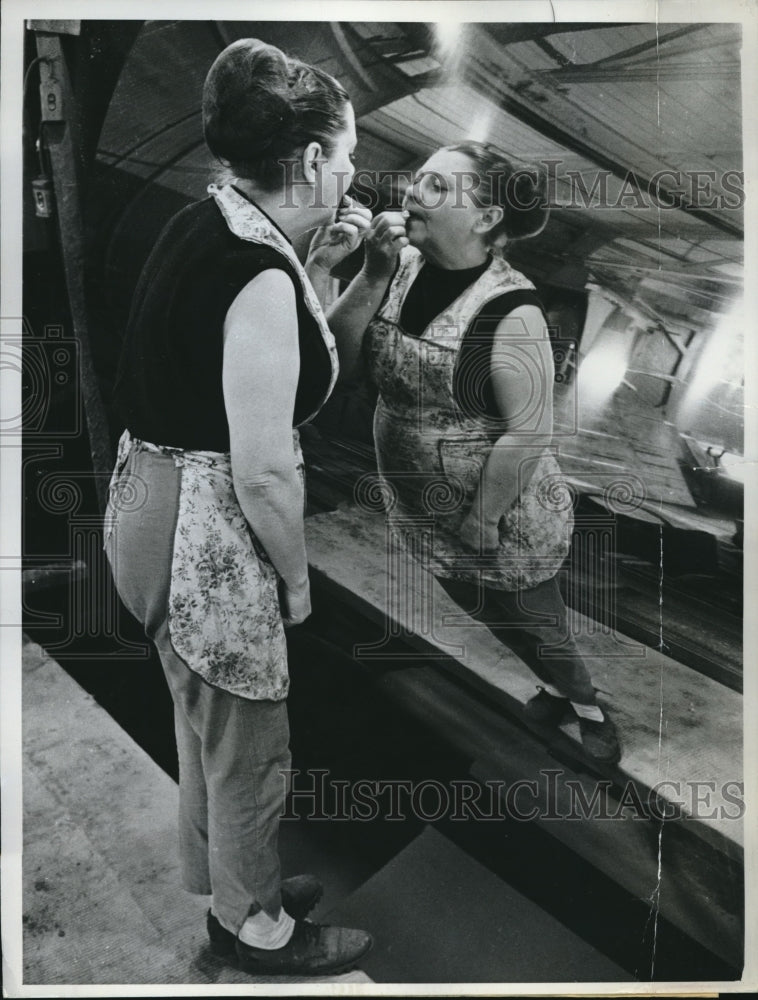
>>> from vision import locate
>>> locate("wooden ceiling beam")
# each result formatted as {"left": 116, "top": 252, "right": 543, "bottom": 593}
{"left": 540, "top": 62, "right": 739, "bottom": 83}
{"left": 467, "top": 58, "right": 743, "bottom": 240}
{"left": 577, "top": 23, "right": 708, "bottom": 68}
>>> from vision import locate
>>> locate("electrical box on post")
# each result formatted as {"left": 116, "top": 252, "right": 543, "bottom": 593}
{"left": 31, "top": 176, "right": 55, "bottom": 218}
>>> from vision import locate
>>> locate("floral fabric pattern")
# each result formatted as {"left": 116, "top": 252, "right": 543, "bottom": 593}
{"left": 108, "top": 430, "right": 305, "bottom": 700}
{"left": 105, "top": 186, "right": 336, "bottom": 700}
{"left": 168, "top": 438, "right": 298, "bottom": 700}
{"left": 365, "top": 247, "right": 573, "bottom": 591}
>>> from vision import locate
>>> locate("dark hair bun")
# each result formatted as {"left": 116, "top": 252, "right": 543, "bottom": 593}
{"left": 202, "top": 38, "right": 349, "bottom": 189}
{"left": 203, "top": 40, "right": 296, "bottom": 162}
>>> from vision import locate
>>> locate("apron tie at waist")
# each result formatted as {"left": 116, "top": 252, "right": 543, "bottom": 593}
{"left": 114, "top": 428, "right": 301, "bottom": 473}
{"left": 103, "top": 426, "right": 303, "bottom": 700}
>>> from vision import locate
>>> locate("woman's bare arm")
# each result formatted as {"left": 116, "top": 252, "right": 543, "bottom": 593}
{"left": 459, "top": 304, "right": 555, "bottom": 551}
{"left": 223, "top": 269, "right": 310, "bottom": 621}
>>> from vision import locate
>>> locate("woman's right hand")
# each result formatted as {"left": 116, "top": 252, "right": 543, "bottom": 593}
{"left": 279, "top": 577, "right": 311, "bottom": 627}
{"left": 363, "top": 211, "right": 409, "bottom": 279}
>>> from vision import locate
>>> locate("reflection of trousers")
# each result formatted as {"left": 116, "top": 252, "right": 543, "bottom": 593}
{"left": 104, "top": 443, "right": 289, "bottom": 934}
{"left": 436, "top": 575, "right": 597, "bottom": 704}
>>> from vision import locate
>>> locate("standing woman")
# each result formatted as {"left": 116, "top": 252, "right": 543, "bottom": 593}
{"left": 104, "top": 40, "right": 373, "bottom": 975}
{"left": 328, "top": 142, "right": 620, "bottom": 765}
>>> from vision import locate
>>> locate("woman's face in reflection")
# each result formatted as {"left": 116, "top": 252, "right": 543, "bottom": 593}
{"left": 402, "top": 149, "right": 488, "bottom": 264}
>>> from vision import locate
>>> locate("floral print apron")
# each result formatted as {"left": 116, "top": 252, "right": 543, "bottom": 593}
{"left": 105, "top": 187, "right": 338, "bottom": 700}
{"left": 365, "top": 247, "right": 572, "bottom": 591}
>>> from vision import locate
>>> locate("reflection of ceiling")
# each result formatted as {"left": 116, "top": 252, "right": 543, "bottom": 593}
{"left": 358, "top": 83, "right": 741, "bottom": 304}
{"left": 344, "top": 21, "right": 743, "bottom": 322}
{"left": 93, "top": 19, "right": 743, "bottom": 330}
{"left": 477, "top": 22, "right": 742, "bottom": 209}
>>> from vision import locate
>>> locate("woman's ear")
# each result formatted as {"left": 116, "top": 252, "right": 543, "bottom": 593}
{"left": 474, "top": 205, "right": 504, "bottom": 235}
{"left": 302, "top": 141, "right": 324, "bottom": 184}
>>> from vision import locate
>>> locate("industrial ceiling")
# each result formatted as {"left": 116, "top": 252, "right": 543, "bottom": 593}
{"left": 91, "top": 19, "right": 742, "bottom": 332}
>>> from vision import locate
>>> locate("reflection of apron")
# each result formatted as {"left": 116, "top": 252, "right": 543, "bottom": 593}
{"left": 106, "top": 429, "right": 304, "bottom": 700}
{"left": 104, "top": 187, "right": 338, "bottom": 699}
{"left": 365, "top": 247, "right": 573, "bottom": 591}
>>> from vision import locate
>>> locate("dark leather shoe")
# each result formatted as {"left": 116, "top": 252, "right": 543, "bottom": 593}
{"left": 207, "top": 874, "right": 324, "bottom": 956}
{"left": 207, "top": 909, "right": 236, "bottom": 957}
{"left": 523, "top": 687, "right": 570, "bottom": 726}
{"left": 281, "top": 874, "right": 324, "bottom": 919}
{"left": 579, "top": 713, "right": 621, "bottom": 764}
{"left": 236, "top": 919, "right": 373, "bottom": 976}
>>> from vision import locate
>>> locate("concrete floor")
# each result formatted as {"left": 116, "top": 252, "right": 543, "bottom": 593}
{"left": 12, "top": 626, "right": 745, "bottom": 989}
{"left": 14, "top": 636, "right": 629, "bottom": 990}
{"left": 16, "top": 635, "right": 371, "bottom": 989}
{"left": 327, "top": 825, "right": 628, "bottom": 983}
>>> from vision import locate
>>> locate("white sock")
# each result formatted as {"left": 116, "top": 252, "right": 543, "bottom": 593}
{"left": 572, "top": 702, "right": 605, "bottom": 722}
{"left": 238, "top": 907, "right": 295, "bottom": 950}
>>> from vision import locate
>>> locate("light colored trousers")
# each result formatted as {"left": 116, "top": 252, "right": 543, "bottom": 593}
{"left": 104, "top": 441, "right": 289, "bottom": 933}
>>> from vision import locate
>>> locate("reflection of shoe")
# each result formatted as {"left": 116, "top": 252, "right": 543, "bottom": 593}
{"left": 208, "top": 874, "right": 324, "bottom": 956}
{"left": 236, "top": 919, "right": 373, "bottom": 976}
{"left": 523, "top": 687, "right": 570, "bottom": 726}
{"left": 579, "top": 714, "right": 621, "bottom": 765}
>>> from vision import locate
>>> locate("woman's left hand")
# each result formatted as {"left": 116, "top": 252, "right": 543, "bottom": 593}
{"left": 307, "top": 196, "right": 372, "bottom": 272}
{"left": 459, "top": 511, "right": 500, "bottom": 553}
